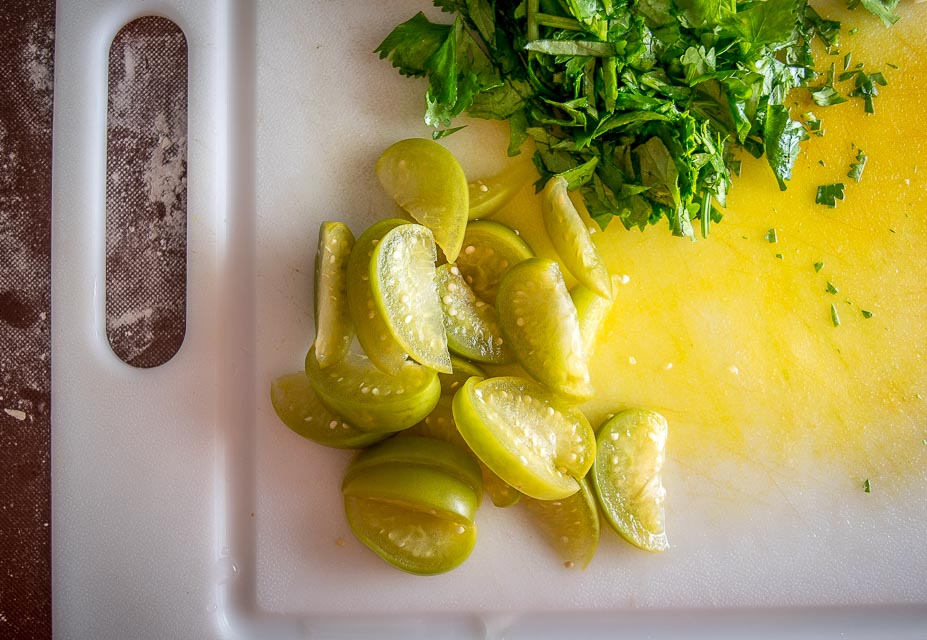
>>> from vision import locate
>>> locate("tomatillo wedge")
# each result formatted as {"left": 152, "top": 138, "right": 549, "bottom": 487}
{"left": 346, "top": 219, "right": 409, "bottom": 375}
{"left": 313, "top": 221, "right": 355, "bottom": 369}
{"left": 270, "top": 372, "right": 386, "bottom": 449}
{"left": 521, "top": 475, "right": 600, "bottom": 569}
{"left": 344, "top": 496, "right": 477, "bottom": 576}
{"left": 541, "top": 176, "right": 612, "bottom": 300}
{"left": 375, "top": 138, "right": 468, "bottom": 262}
{"left": 436, "top": 264, "right": 510, "bottom": 365}
{"left": 371, "top": 223, "right": 451, "bottom": 373}
{"left": 455, "top": 220, "right": 534, "bottom": 304}
{"left": 304, "top": 345, "right": 439, "bottom": 433}
{"left": 452, "top": 376, "right": 596, "bottom": 501}
{"left": 592, "top": 409, "right": 669, "bottom": 552}
{"left": 496, "top": 258, "right": 592, "bottom": 401}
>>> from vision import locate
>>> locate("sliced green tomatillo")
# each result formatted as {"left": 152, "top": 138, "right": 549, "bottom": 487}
{"left": 344, "top": 496, "right": 477, "bottom": 575}
{"left": 521, "top": 475, "right": 600, "bottom": 569}
{"left": 346, "top": 219, "right": 409, "bottom": 375}
{"left": 313, "top": 221, "right": 355, "bottom": 368}
{"left": 371, "top": 223, "right": 452, "bottom": 373}
{"left": 592, "top": 409, "right": 669, "bottom": 552}
{"left": 452, "top": 376, "right": 596, "bottom": 500}
{"left": 496, "top": 258, "right": 592, "bottom": 401}
{"left": 455, "top": 220, "right": 534, "bottom": 304}
{"left": 541, "top": 176, "right": 612, "bottom": 300}
{"left": 270, "top": 372, "right": 386, "bottom": 449}
{"left": 375, "top": 138, "right": 469, "bottom": 262}
{"left": 304, "top": 345, "right": 439, "bottom": 433}
{"left": 436, "top": 264, "right": 510, "bottom": 365}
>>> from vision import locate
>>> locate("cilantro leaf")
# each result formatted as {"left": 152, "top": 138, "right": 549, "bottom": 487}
{"left": 376, "top": 13, "right": 449, "bottom": 77}
{"left": 846, "top": 70, "right": 888, "bottom": 114}
{"left": 848, "top": 148, "right": 867, "bottom": 182}
{"left": 816, "top": 183, "right": 846, "bottom": 207}
{"left": 723, "top": 0, "right": 798, "bottom": 51}
{"left": 764, "top": 104, "right": 808, "bottom": 191}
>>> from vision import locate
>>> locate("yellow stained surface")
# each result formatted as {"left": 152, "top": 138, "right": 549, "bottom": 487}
{"left": 492, "top": 3, "right": 927, "bottom": 487}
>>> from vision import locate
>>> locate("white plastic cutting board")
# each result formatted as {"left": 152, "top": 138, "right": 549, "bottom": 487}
{"left": 50, "top": 1, "right": 927, "bottom": 638}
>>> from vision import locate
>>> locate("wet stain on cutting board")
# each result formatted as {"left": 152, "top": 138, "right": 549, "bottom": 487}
{"left": 493, "top": 4, "right": 927, "bottom": 492}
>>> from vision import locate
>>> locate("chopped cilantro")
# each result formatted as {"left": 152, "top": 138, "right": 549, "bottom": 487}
{"left": 861, "top": 309, "right": 874, "bottom": 318}
{"left": 803, "top": 112, "right": 824, "bottom": 137}
{"left": 831, "top": 303, "right": 841, "bottom": 327}
{"left": 826, "top": 282, "right": 839, "bottom": 294}
{"left": 810, "top": 64, "right": 849, "bottom": 107}
{"left": 816, "top": 183, "right": 846, "bottom": 207}
{"left": 848, "top": 148, "right": 868, "bottom": 182}
{"left": 863, "top": 478, "right": 871, "bottom": 493}
{"left": 766, "top": 228, "right": 779, "bottom": 244}
{"left": 814, "top": 261, "right": 825, "bottom": 272}
{"left": 842, "top": 70, "right": 888, "bottom": 113}
{"left": 378, "top": 1, "right": 899, "bottom": 236}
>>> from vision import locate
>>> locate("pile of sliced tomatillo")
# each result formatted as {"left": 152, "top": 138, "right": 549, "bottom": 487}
{"left": 271, "top": 138, "right": 669, "bottom": 575}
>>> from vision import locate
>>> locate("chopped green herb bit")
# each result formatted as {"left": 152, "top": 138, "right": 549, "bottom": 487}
{"left": 826, "top": 282, "right": 839, "bottom": 294}
{"left": 863, "top": 478, "right": 871, "bottom": 493}
{"left": 843, "top": 52, "right": 853, "bottom": 71}
{"left": 849, "top": 27, "right": 859, "bottom": 35}
{"left": 775, "top": 253, "right": 784, "bottom": 260}
{"left": 810, "top": 64, "right": 849, "bottom": 107}
{"left": 886, "top": 62, "right": 899, "bottom": 70}
{"left": 848, "top": 148, "right": 868, "bottom": 182}
{"left": 818, "top": 160, "right": 826, "bottom": 167}
{"left": 830, "top": 303, "right": 841, "bottom": 327}
{"left": 844, "top": 70, "right": 888, "bottom": 114}
{"left": 861, "top": 309, "right": 874, "bottom": 318}
{"left": 803, "top": 112, "right": 823, "bottom": 133}
{"left": 766, "top": 229, "right": 779, "bottom": 244}
{"left": 814, "top": 261, "right": 825, "bottom": 272}
{"left": 816, "top": 183, "right": 846, "bottom": 207}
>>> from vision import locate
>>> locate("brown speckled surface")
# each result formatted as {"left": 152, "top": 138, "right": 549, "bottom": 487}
{"left": 0, "top": 2, "right": 54, "bottom": 639}
{"left": 106, "top": 17, "right": 188, "bottom": 368}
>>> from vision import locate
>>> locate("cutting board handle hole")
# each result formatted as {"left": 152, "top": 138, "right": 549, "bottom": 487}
{"left": 104, "top": 16, "right": 188, "bottom": 368}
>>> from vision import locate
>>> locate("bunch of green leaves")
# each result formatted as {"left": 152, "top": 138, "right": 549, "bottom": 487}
{"left": 376, "top": 0, "right": 896, "bottom": 237}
